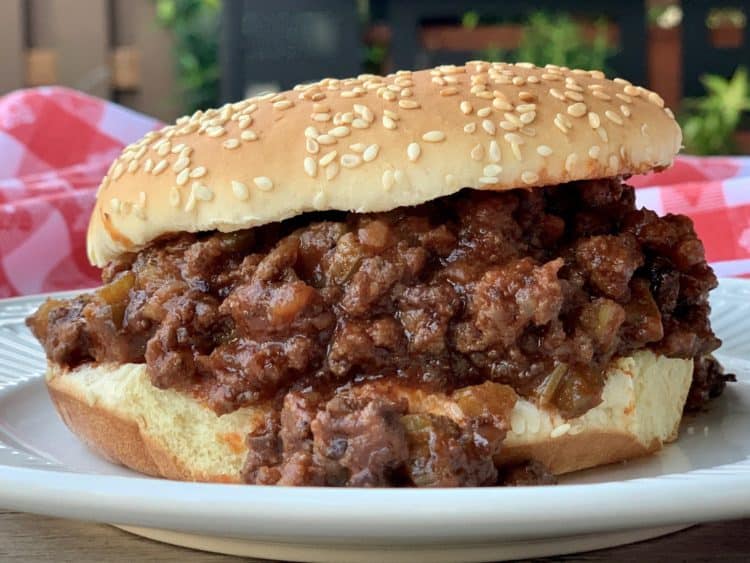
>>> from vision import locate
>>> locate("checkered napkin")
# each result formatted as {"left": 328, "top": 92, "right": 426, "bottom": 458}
{"left": 0, "top": 87, "right": 748, "bottom": 297}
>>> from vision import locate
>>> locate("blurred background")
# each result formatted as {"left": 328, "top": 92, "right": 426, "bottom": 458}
{"left": 0, "top": 0, "right": 749, "bottom": 156}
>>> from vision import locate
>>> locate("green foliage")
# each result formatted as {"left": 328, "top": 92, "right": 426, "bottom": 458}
{"left": 706, "top": 7, "right": 746, "bottom": 29}
{"left": 469, "top": 11, "right": 615, "bottom": 73}
{"left": 681, "top": 67, "right": 750, "bottom": 155}
{"left": 154, "top": 0, "right": 221, "bottom": 114}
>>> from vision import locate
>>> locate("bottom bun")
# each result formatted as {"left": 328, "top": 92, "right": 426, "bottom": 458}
{"left": 45, "top": 350, "right": 692, "bottom": 484}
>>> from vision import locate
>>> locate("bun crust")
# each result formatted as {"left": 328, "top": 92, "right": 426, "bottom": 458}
{"left": 88, "top": 62, "right": 681, "bottom": 266}
{"left": 45, "top": 351, "right": 692, "bottom": 482}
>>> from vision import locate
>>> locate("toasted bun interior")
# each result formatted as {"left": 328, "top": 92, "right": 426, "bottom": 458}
{"left": 46, "top": 351, "right": 692, "bottom": 482}
{"left": 88, "top": 62, "right": 681, "bottom": 266}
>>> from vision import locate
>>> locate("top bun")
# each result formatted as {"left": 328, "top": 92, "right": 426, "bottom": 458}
{"left": 88, "top": 61, "right": 681, "bottom": 266}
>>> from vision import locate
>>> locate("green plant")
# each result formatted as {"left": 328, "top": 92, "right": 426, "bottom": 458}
{"left": 154, "top": 0, "right": 221, "bottom": 114}
{"left": 467, "top": 11, "right": 616, "bottom": 73}
{"left": 706, "top": 7, "right": 746, "bottom": 29}
{"left": 681, "top": 67, "right": 750, "bottom": 155}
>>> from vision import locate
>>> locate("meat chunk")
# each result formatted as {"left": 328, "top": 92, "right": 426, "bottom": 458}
{"left": 311, "top": 393, "right": 409, "bottom": 486}
{"left": 574, "top": 234, "right": 643, "bottom": 300}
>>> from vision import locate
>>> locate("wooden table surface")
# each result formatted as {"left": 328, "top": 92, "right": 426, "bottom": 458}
{"left": 1, "top": 510, "right": 747, "bottom": 562}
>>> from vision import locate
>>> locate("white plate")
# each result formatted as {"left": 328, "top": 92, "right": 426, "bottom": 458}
{"left": 0, "top": 280, "right": 749, "bottom": 562}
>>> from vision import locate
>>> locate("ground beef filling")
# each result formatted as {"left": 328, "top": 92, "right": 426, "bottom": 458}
{"left": 28, "top": 178, "right": 727, "bottom": 486}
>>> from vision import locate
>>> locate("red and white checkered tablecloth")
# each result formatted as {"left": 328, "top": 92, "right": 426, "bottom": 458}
{"left": 0, "top": 87, "right": 749, "bottom": 297}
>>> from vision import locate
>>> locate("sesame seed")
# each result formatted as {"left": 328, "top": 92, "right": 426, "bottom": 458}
{"left": 565, "top": 153, "right": 578, "bottom": 173}
{"left": 605, "top": 110, "right": 623, "bottom": 125}
{"left": 470, "top": 144, "right": 484, "bottom": 161}
{"left": 588, "top": 112, "right": 601, "bottom": 128}
{"left": 382, "top": 170, "right": 395, "bottom": 191}
{"left": 665, "top": 107, "right": 675, "bottom": 119}
{"left": 382, "top": 116, "right": 397, "bottom": 130}
{"left": 460, "top": 101, "right": 473, "bottom": 115}
{"left": 440, "top": 87, "right": 459, "bottom": 96}
{"left": 312, "top": 112, "right": 332, "bottom": 122}
{"left": 464, "top": 122, "right": 477, "bottom": 134}
{"left": 363, "top": 144, "right": 379, "bottom": 162}
{"left": 305, "top": 126, "right": 319, "bottom": 138}
{"left": 112, "top": 163, "right": 124, "bottom": 180}
{"left": 143, "top": 159, "right": 154, "bottom": 173}
{"left": 319, "top": 151, "right": 338, "bottom": 166}
{"left": 516, "top": 103, "right": 536, "bottom": 113}
{"left": 483, "top": 164, "right": 502, "bottom": 176}
{"left": 350, "top": 143, "right": 366, "bottom": 152}
{"left": 273, "top": 100, "right": 293, "bottom": 111}
{"left": 620, "top": 105, "right": 631, "bottom": 118}
{"left": 536, "top": 145, "right": 553, "bottom": 157}
{"left": 223, "top": 138, "right": 240, "bottom": 150}
{"left": 192, "top": 182, "right": 214, "bottom": 201}
{"left": 190, "top": 166, "right": 207, "bottom": 178}
{"left": 567, "top": 102, "right": 587, "bottom": 117}
{"left": 589, "top": 70, "right": 605, "bottom": 79}
{"left": 641, "top": 123, "right": 649, "bottom": 136}
{"left": 527, "top": 75, "right": 540, "bottom": 84}
{"left": 445, "top": 174, "right": 458, "bottom": 190}
{"left": 588, "top": 145, "right": 601, "bottom": 159}
{"left": 592, "top": 90, "right": 612, "bottom": 101}
{"left": 304, "top": 157, "right": 317, "bottom": 177}
{"left": 352, "top": 118, "right": 369, "bottom": 129}
{"left": 510, "top": 143, "right": 522, "bottom": 161}
{"left": 479, "top": 176, "right": 499, "bottom": 185}
{"left": 549, "top": 88, "right": 566, "bottom": 101}
{"left": 613, "top": 77, "right": 631, "bottom": 85}
{"left": 184, "top": 192, "right": 196, "bottom": 212}
{"left": 207, "top": 126, "right": 226, "bottom": 137}
{"left": 481, "top": 120, "right": 496, "bottom": 135}
{"left": 422, "top": 130, "right": 446, "bottom": 142}
{"left": 519, "top": 111, "right": 536, "bottom": 124}
{"left": 132, "top": 204, "right": 146, "bottom": 220}
{"left": 384, "top": 109, "right": 399, "bottom": 120}
{"left": 476, "top": 91, "right": 494, "bottom": 99}
{"left": 312, "top": 191, "right": 327, "bottom": 210}
{"left": 110, "top": 198, "right": 121, "bottom": 213}
{"left": 648, "top": 92, "right": 665, "bottom": 107}
{"left": 493, "top": 99, "right": 513, "bottom": 111}
{"left": 564, "top": 90, "right": 584, "bottom": 102}
{"left": 152, "top": 159, "right": 168, "bottom": 175}
{"left": 620, "top": 145, "right": 627, "bottom": 160}
{"left": 554, "top": 118, "right": 568, "bottom": 134}
{"left": 241, "top": 130, "right": 258, "bottom": 141}
{"left": 254, "top": 176, "right": 273, "bottom": 191}
{"left": 168, "top": 187, "right": 180, "bottom": 207}
{"left": 588, "top": 84, "right": 605, "bottom": 90}
{"left": 623, "top": 85, "right": 640, "bottom": 97}
{"left": 489, "top": 140, "right": 501, "bottom": 162}
{"left": 609, "top": 154, "right": 619, "bottom": 170}
{"left": 382, "top": 90, "right": 397, "bottom": 101}
{"left": 317, "top": 134, "right": 336, "bottom": 145}
{"left": 325, "top": 162, "right": 340, "bottom": 180}
{"left": 542, "top": 73, "right": 562, "bottom": 81}
{"left": 521, "top": 171, "right": 538, "bottom": 184}
{"left": 176, "top": 168, "right": 190, "bottom": 186}
{"left": 504, "top": 132, "right": 524, "bottom": 145}
{"left": 432, "top": 76, "right": 446, "bottom": 86}
{"left": 407, "top": 142, "right": 421, "bottom": 162}
{"left": 231, "top": 180, "right": 249, "bottom": 200}
{"left": 329, "top": 126, "right": 350, "bottom": 138}
{"left": 500, "top": 121, "right": 518, "bottom": 131}
{"left": 616, "top": 93, "right": 633, "bottom": 104}
{"left": 597, "top": 127, "right": 609, "bottom": 143}
{"left": 127, "top": 160, "right": 138, "bottom": 173}
{"left": 512, "top": 76, "right": 526, "bottom": 86}
{"left": 516, "top": 61, "right": 535, "bottom": 69}
{"left": 306, "top": 137, "right": 320, "bottom": 154}
{"left": 157, "top": 142, "right": 171, "bottom": 157}
{"left": 566, "top": 82, "right": 584, "bottom": 93}
{"left": 399, "top": 99, "right": 420, "bottom": 109}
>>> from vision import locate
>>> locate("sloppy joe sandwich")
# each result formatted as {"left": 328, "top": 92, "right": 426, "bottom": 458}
{"left": 27, "top": 61, "right": 731, "bottom": 487}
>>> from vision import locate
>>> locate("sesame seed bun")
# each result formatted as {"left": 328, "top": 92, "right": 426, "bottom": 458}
{"left": 45, "top": 350, "right": 691, "bottom": 481}
{"left": 87, "top": 61, "right": 681, "bottom": 266}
